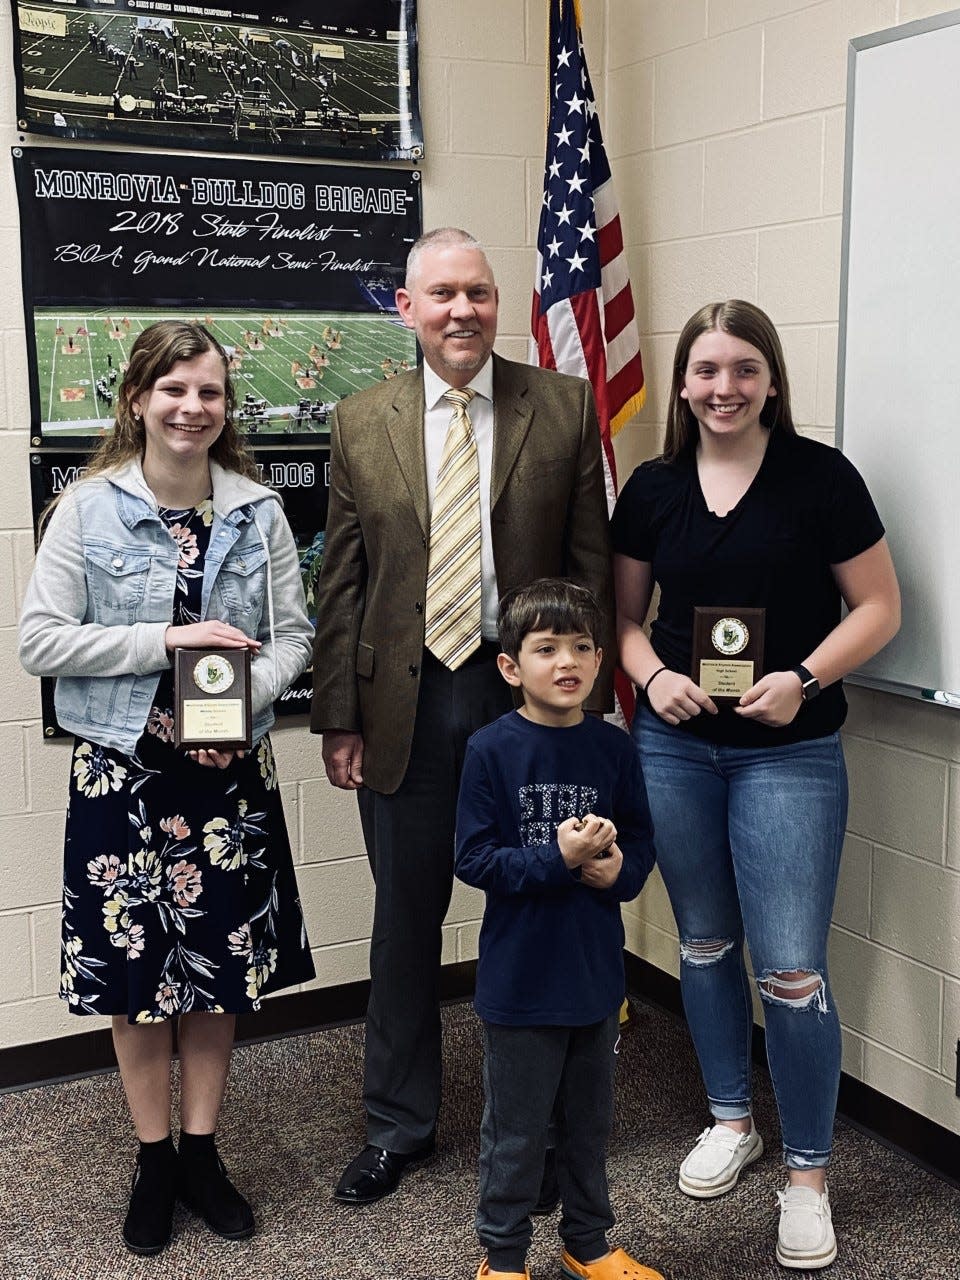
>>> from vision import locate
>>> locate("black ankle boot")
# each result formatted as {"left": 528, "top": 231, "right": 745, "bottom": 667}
{"left": 122, "top": 1135, "right": 177, "bottom": 1255}
{"left": 178, "top": 1131, "right": 255, "bottom": 1240}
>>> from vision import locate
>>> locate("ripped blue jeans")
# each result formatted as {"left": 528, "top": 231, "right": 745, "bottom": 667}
{"left": 635, "top": 709, "right": 847, "bottom": 1169}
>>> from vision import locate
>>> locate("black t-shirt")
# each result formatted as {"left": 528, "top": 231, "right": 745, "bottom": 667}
{"left": 610, "top": 430, "right": 885, "bottom": 747}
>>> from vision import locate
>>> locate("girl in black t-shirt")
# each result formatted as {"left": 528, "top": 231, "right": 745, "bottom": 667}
{"left": 612, "top": 301, "right": 899, "bottom": 1272}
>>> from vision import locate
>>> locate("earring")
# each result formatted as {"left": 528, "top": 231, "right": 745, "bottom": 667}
{"left": 133, "top": 411, "right": 141, "bottom": 421}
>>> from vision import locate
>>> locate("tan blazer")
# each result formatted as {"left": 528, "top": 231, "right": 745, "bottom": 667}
{"left": 311, "top": 353, "right": 614, "bottom": 793}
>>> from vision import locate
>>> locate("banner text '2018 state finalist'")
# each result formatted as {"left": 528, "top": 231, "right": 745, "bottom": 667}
{"left": 12, "top": 0, "right": 421, "bottom": 161}
{"left": 13, "top": 146, "right": 421, "bottom": 443}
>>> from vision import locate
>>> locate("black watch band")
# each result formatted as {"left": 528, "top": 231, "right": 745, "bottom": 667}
{"left": 793, "top": 664, "right": 821, "bottom": 701}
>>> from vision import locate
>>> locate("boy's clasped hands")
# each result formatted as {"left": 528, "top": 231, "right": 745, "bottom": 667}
{"left": 558, "top": 814, "right": 624, "bottom": 888}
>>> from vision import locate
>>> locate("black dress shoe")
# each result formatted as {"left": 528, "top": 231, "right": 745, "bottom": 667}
{"left": 333, "top": 1141, "right": 436, "bottom": 1205}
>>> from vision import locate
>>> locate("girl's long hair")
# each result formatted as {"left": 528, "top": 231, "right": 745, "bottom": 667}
{"left": 83, "top": 319, "right": 257, "bottom": 480}
{"left": 663, "top": 299, "right": 796, "bottom": 462}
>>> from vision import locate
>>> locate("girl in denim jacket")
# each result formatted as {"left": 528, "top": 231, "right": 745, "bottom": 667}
{"left": 19, "top": 321, "right": 315, "bottom": 1256}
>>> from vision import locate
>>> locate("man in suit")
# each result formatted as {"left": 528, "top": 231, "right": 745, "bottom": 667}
{"left": 311, "top": 227, "right": 613, "bottom": 1205}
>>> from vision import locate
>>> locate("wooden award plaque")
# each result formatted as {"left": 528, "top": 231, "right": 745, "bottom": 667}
{"left": 174, "top": 647, "right": 252, "bottom": 751}
{"left": 691, "top": 607, "right": 765, "bottom": 701}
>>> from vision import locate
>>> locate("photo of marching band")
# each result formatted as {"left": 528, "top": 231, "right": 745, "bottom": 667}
{"left": 32, "top": 306, "right": 416, "bottom": 440}
{"left": 12, "top": 0, "right": 421, "bottom": 159}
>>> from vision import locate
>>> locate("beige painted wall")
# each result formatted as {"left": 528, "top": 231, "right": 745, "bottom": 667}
{"left": 0, "top": 0, "right": 958, "bottom": 1138}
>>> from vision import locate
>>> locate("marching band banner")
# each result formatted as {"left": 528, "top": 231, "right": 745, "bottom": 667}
{"left": 11, "top": 0, "right": 422, "bottom": 161}
{"left": 13, "top": 145, "right": 421, "bottom": 445}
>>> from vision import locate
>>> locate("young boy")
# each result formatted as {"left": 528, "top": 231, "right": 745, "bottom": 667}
{"left": 455, "top": 579, "right": 663, "bottom": 1280}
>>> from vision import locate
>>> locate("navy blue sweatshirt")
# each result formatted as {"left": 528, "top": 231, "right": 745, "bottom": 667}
{"left": 455, "top": 710, "right": 655, "bottom": 1026}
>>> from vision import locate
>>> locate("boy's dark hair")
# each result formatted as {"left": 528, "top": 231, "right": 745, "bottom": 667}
{"left": 497, "top": 578, "right": 603, "bottom": 660}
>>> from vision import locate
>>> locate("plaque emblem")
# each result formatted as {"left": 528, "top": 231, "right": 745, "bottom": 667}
{"left": 193, "top": 653, "right": 235, "bottom": 695}
{"left": 711, "top": 617, "right": 749, "bottom": 656}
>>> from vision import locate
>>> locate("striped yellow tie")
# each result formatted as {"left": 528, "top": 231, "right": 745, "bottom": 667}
{"left": 425, "top": 387, "right": 482, "bottom": 669}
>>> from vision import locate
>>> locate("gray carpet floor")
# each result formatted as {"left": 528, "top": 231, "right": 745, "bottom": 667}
{"left": 1, "top": 997, "right": 958, "bottom": 1280}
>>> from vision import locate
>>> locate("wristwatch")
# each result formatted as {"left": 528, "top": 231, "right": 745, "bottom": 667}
{"left": 792, "top": 664, "right": 821, "bottom": 701}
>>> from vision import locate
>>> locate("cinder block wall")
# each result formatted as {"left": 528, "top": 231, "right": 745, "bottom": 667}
{"left": 1, "top": 0, "right": 958, "bottom": 1139}
{"left": 609, "top": 0, "right": 960, "bottom": 1138}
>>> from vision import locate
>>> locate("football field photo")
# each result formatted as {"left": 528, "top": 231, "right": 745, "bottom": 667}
{"left": 32, "top": 306, "right": 417, "bottom": 439}
{"left": 14, "top": 0, "right": 421, "bottom": 159}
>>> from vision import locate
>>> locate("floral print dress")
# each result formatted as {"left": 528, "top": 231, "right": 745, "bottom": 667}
{"left": 60, "top": 499, "right": 314, "bottom": 1023}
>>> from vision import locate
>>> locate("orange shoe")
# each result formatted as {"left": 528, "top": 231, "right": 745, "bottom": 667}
{"left": 476, "top": 1259, "right": 531, "bottom": 1280}
{"left": 560, "top": 1247, "right": 665, "bottom": 1280}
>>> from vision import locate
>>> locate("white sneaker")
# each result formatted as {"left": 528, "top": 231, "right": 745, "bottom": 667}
{"left": 678, "top": 1122, "right": 764, "bottom": 1198}
{"left": 776, "top": 1184, "right": 837, "bottom": 1270}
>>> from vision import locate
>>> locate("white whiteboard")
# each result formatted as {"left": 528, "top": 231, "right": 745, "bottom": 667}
{"left": 838, "top": 10, "right": 960, "bottom": 700}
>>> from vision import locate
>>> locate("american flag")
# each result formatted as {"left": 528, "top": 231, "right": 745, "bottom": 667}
{"left": 531, "top": 0, "right": 645, "bottom": 509}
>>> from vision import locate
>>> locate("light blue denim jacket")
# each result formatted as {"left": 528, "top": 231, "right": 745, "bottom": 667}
{"left": 18, "top": 459, "right": 313, "bottom": 754}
